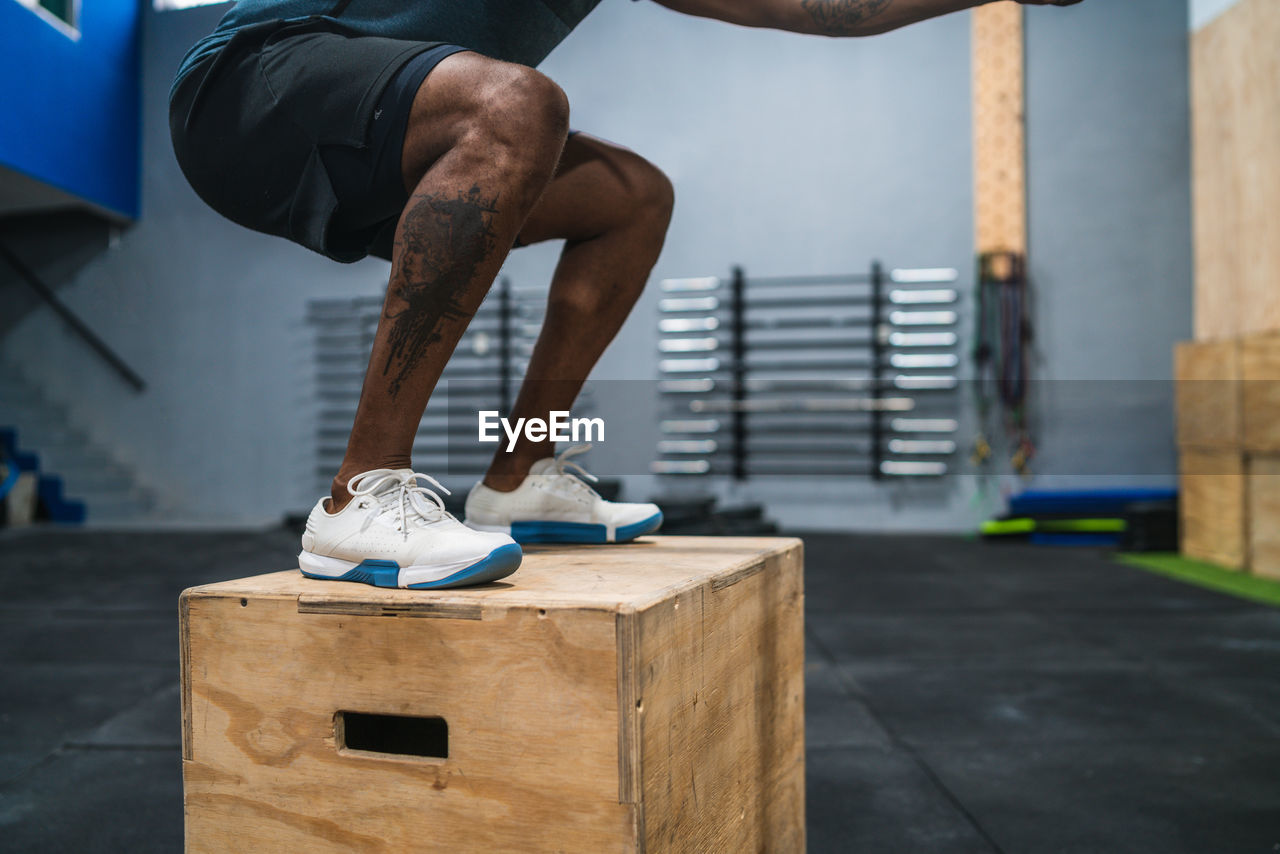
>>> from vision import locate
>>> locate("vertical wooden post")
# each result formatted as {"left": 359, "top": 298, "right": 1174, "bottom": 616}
{"left": 972, "top": 2, "right": 1027, "bottom": 258}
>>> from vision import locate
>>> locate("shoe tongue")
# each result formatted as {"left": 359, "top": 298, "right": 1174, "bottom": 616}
{"left": 528, "top": 458, "right": 560, "bottom": 476}
{"left": 358, "top": 469, "right": 413, "bottom": 497}
{"left": 371, "top": 471, "right": 447, "bottom": 522}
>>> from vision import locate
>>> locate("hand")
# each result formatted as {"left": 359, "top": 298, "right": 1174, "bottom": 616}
{"left": 1016, "top": 0, "right": 1084, "bottom": 5}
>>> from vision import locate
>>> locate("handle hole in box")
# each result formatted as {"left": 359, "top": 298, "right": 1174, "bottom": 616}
{"left": 337, "top": 712, "right": 448, "bottom": 759}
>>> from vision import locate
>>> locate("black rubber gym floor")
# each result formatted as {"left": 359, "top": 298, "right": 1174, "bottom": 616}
{"left": 1, "top": 528, "right": 1277, "bottom": 852}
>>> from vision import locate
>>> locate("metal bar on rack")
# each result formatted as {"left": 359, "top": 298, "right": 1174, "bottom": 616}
{"left": 749, "top": 462, "right": 881, "bottom": 476}
{"left": 660, "top": 357, "right": 722, "bottom": 373}
{"left": 880, "top": 460, "right": 948, "bottom": 476}
{"left": 731, "top": 266, "right": 747, "bottom": 481}
{"left": 744, "top": 317, "right": 872, "bottom": 332}
{"left": 742, "top": 294, "right": 873, "bottom": 310}
{"left": 688, "top": 396, "right": 915, "bottom": 414}
{"left": 660, "top": 418, "right": 721, "bottom": 433}
{"left": 659, "top": 378, "right": 717, "bottom": 393}
{"left": 870, "top": 260, "right": 885, "bottom": 480}
{"left": 738, "top": 357, "right": 879, "bottom": 372}
{"left": 741, "top": 424, "right": 872, "bottom": 438}
{"left": 661, "top": 276, "right": 721, "bottom": 292}
{"left": 659, "top": 337, "right": 720, "bottom": 353}
{"left": 743, "top": 377, "right": 878, "bottom": 392}
{"left": 893, "top": 375, "right": 960, "bottom": 390}
{"left": 889, "top": 310, "right": 957, "bottom": 326}
{"left": 888, "top": 289, "right": 958, "bottom": 305}
{"left": 659, "top": 296, "right": 719, "bottom": 313}
{"left": 889, "top": 353, "right": 960, "bottom": 369}
{"left": 658, "top": 439, "right": 719, "bottom": 454}
{"left": 651, "top": 460, "right": 714, "bottom": 475}
{"left": 739, "top": 273, "right": 872, "bottom": 286}
{"left": 889, "top": 331, "right": 958, "bottom": 347}
{"left": 889, "top": 268, "right": 959, "bottom": 283}
{"left": 739, "top": 338, "right": 874, "bottom": 353}
{"left": 887, "top": 439, "right": 958, "bottom": 455}
{"left": 659, "top": 317, "right": 721, "bottom": 333}
{"left": 890, "top": 418, "right": 959, "bottom": 433}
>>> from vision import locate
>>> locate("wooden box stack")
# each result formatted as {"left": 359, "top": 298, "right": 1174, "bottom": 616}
{"left": 1176, "top": 336, "right": 1280, "bottom": 578}
{"left": 1180, "top": 0, "right": 1280, "bottom": 579}
{"left": 179, "top": 536, "right": 806, "bottom": 853}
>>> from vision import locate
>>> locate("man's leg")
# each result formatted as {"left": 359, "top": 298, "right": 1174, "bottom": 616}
{"left": 328, "top": 53, "right": 570, "bottom": 512}
{"left": 481, "top": 132, "right": 675, "bottom": 490}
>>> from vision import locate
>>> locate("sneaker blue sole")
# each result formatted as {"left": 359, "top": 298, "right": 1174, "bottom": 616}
{"left": 509, "top": 511, "right": 664, "bottom": 545}
{"left": 299, "top": 543, "right": 523, "bottom": 589}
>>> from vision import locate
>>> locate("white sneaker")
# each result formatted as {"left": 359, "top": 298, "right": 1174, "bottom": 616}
{"left": 464, "top": 445, "right": 663, "bottom": 544}
{"left": 299, "top": 468, "right": 521, "bottom": 589}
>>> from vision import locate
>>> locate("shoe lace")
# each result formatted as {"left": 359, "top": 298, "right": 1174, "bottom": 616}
{"left": 546, "top": 444, "right": 600, "bottom": 499}
{"left": 347, "top": 469, "right": 452, "bottom": 541}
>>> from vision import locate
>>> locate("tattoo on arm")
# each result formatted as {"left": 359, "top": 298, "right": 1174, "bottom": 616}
{"left": 381, "top": 183, "right": 498, "bottom": 399}
{"left": 800, "top": 0, "right": 893, "bottom": 35}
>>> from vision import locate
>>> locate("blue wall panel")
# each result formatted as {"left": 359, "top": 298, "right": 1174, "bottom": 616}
{"left": 0, "top": 0, "right": 141, "bottom": 218}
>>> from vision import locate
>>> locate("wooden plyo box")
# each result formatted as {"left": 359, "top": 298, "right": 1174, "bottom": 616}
{"left": 1191, "top": 0, "right": 1280, "bottom": 340}
{"left": 1241, "top": 334, "right": 1280, "bottom": 453}
{"left": 1174, "top": 339, "right": 1241, "bottom": 448}
{"left": 1179, "top": 448, "right": 1247, "bottom": 570}
{"left": 1248, "top": 456, "right": 1280, "bottom": 581}
{"left": 180, "top": 536, "right": 805, "bottom": 853}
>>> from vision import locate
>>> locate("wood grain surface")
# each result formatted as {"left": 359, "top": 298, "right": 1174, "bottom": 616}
{"left": 1191, "top": 0, "right": 1280, "bottom": 340}
{"left": 181, "top": 536, "right": 806, "bottom": 853}
{"left": 1175, "top": 338, "right": 1242, "bottom": 448}
{"left": 973, "top": 2, "right": 1026, "bottom": 256}
{"left": 1247, "top": 456, "right": 1280, "bottom": 580}
{"left": 1180, "top": 448, "right": 1247, "bottom": 570}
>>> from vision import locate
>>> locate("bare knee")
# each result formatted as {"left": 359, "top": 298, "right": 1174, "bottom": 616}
{"left": 609, "top": 152, "right": 674, "bottom": 235}
{"left": 401, "top": 57, "right": 570, "bottom": 201}
{"left": 475, "top": 65, "right": 571, "bottom": 148}
{"left": 455, "top": 66, "right": 570, "bottom": 195}
{"left": 635, "top": 161, "right": 675, "bottom": 225}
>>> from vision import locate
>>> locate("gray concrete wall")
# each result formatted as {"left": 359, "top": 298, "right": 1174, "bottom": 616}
{"left": 1024, "top": 0, "right": 1191, "bottom": 490}
{"left": 0, "top": 0, "right": 1191, "bottom": 528}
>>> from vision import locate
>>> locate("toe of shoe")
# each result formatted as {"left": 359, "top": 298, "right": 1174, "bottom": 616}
{"left": 407, "top": 529, "right": 519, "bottom": 568}
{"left": 612, "top": 504, "right": 663, "bottom": 541}
{"left": 477, "top": 529, "right": 519, "bottom": 551}
{"left": 613, "top": 502, "right": 663, "bottom": 528}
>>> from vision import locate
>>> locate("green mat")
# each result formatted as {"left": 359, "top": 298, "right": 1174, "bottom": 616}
{"left": 1116, "top": 553, "right": 1280, "bottom": 608}
{"left": 982, "top": 517, "right": 1126, "bottom": 536}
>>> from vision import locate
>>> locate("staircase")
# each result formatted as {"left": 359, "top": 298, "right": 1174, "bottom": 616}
{"left": 0, "top": 363, "right": 155, "bottom": 523}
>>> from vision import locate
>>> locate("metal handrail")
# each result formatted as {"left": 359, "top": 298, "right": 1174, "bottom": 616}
{"left": 0, "top": 239, "right": 146, "bottom": 392}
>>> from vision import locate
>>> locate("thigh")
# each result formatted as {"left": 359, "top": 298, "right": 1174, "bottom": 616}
{"left": 396, "top": 51, "right": 568, "bottom": 197}
{"left": 514, "top": 132, "right": 673, "bottom": 246}
{"left": 366, "top": 51, "right": 570, "bottom": 261}
{"left": 171, "top": 19, "right": 457, "bottom": 263}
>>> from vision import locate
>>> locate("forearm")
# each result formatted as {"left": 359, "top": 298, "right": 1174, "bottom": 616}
{"left": 781, "top": 0, "right": 988, "bottom": 37}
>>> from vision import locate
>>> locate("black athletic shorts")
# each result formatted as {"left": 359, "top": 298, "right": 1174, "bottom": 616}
{"left": 169, "top": 17, "right": 469, "bottom": 263}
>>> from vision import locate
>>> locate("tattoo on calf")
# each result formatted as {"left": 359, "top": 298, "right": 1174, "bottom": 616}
{"left": 381, "top": 184, "right": 499, "bottom": 399}
{"left": 801, "top": 0, "right": 893, "bottom": 35}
